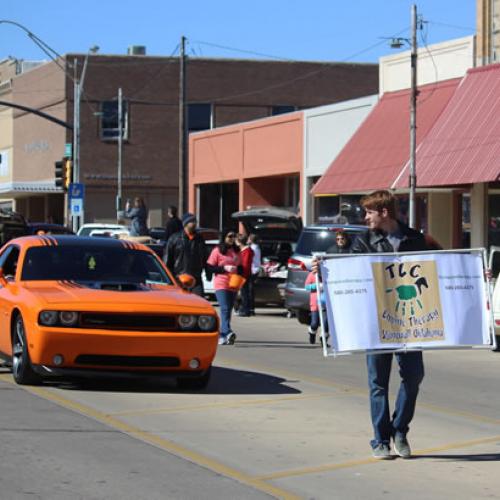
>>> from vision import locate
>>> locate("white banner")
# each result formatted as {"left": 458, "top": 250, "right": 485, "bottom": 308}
{"left": 319, "top": 250, "right": 494, "bottom": 355}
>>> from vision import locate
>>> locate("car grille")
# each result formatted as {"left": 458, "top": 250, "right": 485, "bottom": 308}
{"left": 75, "top": 355, "right": 180, "bottom": 367}
{"left": 80, "top": 313, "right": 177, "bottom": 331}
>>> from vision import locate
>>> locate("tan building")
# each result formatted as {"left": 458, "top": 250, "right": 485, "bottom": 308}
{"left": 0, "top": 53, "right": 378, "bottom": 227}
{"left": 477, "top": 0, "right": 500, "bottom": 65}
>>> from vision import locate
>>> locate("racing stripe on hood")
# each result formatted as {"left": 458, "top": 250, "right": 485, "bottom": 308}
{"left": 58, "top": 280, "right": 85, "bottom": 289}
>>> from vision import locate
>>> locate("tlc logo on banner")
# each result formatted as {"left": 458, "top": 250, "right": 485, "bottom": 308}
{"left": 372, "top": 260, "right": 445, "bottom": 344}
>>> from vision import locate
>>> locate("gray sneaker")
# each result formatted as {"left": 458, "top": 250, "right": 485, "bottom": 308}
{"left": 394, "top": 433, "right": 411, "bottom": 458}
{"left": 226, "top": 331, "right": 237, "bottom": 345}
{"left": 372, "top": 443, "right": 392, "bottom": 460}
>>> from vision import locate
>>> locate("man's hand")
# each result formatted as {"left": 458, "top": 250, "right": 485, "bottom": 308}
{"left": 311, "top": 257, "right": 319, "bottom": 274}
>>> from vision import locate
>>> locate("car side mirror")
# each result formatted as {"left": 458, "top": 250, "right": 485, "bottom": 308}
{"left": 178, "top": 273, "right": 196, "bottom": 291}
{"left": 0, "top": 267, "right": 8, "bottom": 286}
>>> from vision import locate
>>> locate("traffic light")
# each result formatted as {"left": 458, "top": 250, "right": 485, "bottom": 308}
{"left": 54, "top": 160, "right": 64, "bottom": 189}
{"left": 64, "top": 159, "right": 72, "bottom": 190}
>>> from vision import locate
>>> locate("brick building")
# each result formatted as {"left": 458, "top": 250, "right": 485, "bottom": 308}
{"left": 0, "top": 53, "right": 378, "bottom": 226}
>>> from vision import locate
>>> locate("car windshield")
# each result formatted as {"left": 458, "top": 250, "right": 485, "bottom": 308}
{"left": 21, "top": 246, "right": 172, "bottom": 285}
{"left": 295, "top": 229, "right": 364, "bottom": 255}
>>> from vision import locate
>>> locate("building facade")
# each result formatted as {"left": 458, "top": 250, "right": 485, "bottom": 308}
{"left": 0, "top": 53, "right": 378, "bottom": 227}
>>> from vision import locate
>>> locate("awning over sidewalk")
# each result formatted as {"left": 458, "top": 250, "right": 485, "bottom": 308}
{"left": 311, "top": 79, "right": 461, "bottom": 195}
{"left": 394, "top": 64, "right": 500, "bottom": 188}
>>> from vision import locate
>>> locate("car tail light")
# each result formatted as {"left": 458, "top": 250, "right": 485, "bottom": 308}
{"left": 288, "top": 258, "right": 307, "bottom": 271}
{"left": 496, "top": 319, "right": 500, "bottom": 326}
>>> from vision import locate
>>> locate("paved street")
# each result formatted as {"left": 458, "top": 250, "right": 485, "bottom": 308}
{"left": 1, "top": 306, "right": 500, "bottom": 499}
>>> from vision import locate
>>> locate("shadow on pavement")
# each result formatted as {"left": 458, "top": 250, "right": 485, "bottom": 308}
{"left": 414, "top": 453, "right": 500, "bottom": 461}
{"left": 45, "top": 366, "right": 301, "bottom": 396}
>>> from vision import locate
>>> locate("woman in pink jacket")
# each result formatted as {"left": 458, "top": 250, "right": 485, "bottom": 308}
{"left": 207, "top": 229, "right": 242, "bottom": 345}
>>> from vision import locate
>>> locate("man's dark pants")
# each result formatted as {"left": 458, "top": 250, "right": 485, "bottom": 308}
{"left": 366, "top": 351, "right": 424, "bottom": 447}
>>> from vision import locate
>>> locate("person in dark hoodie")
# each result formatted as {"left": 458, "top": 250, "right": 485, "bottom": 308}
{"left": 164, "top": 212, "right": 207, "bottom": 296}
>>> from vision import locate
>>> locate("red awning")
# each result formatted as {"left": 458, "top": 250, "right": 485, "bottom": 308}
{"left": 394, "top": 64, "right": 500, "bottom": 188}
{"left": 312, "top": 78, "right": 461, "bottom": 195}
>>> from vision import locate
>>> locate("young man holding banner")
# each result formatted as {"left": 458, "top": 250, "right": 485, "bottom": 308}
{"left": 352, "top": 190, "right": 429, "bottom": 459}
{"left": 314, "top": 190, "right": 429, "bottom": 459}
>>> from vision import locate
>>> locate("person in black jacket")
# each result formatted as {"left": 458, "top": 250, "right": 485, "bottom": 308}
{"left": 164, "top": 205, "right": 183, "bottom": 243}
{"left": 350, "top": 190, "right": 428, "bottom": 460}
{"left": 164, "top": 212, "right": 207, "bottom": 296}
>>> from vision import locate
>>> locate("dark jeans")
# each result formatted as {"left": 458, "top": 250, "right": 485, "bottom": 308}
{"left": 215, "top": 289, "right": 237, "bottom": 337}
{"left": 248, "top": 274, "right": 257, "bottom": 313}
{"left": 239, "top": 278, "right": 252, "bottom": 315}
{"left": 366, "top": 351, "right": 424, "bottom": 447}
{"left": 310, "top": 310, "right": 328, "bottom": 333}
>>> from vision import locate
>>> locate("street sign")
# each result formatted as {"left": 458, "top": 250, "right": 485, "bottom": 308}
{"left": 68, "top": 182, "right": 84, "bottom": 200}
{"left": 70, "top": 198, "right": 82, "bottom": 216}
{"left": 68, "top": 182, "right": 84, "bottom": 217}
{"left": 64, "top": 143, "right": 72, "bottom": 158}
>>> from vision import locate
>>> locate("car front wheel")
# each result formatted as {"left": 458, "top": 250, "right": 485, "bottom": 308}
{"left": 11, "top": 314, "right": 41, "bottom": 385}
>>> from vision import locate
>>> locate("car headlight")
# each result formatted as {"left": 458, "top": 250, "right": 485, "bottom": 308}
{"left": 39, "top": 310, "right": 58, "bottom": 326}
{"left": 178, "top": 314, "right": 198, "bottom": 330}
{"left": 198, "top": 315, "right": 216, "bottom": 331}
{"left": 59, "top": 311, "right": 79, "bottom": 326}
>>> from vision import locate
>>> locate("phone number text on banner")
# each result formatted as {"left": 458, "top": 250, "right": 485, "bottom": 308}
{"left": 320, "top": 251, "right": 492, "bottom": 354}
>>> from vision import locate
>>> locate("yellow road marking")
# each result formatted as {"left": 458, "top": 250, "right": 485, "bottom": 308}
{"left": 0, "top": 375, "right": 300, "bottom": 500}
{"left": 257, "top": 434, "right": 500, "bottom": 481}
{"left": 108, "top": 393, "right": 329, "bottom": 417}
{"left": 216, "top": 357, "right": 500, "bottom": 426}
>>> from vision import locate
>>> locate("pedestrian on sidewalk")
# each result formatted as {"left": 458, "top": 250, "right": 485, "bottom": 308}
{"left": 304, "top": 271, "right": 329, "bottom": 346}
{"left": 164, "top": 212, "right": 207, "bottom": 297}
{"left": 236, "top": 233, "right": 254, "bottom": 317}
{"left": 327, "top": 229, "right": 352, "bottom": 254}
{"left": 248, "top": 233, "right": 261, "bottom": 316}
{"left": 164, "top": 205, "right": 183, "bottom": 243}
{"left": 206, "top": 229, "right": 242, "bottom": 345}
{"left": 124, "top": 197, "right": 149, "bottom": 236}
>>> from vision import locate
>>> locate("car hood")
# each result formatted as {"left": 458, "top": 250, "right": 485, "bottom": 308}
{"left": 231, "top": 207, "right": 302, "bottom": 241}
{"left": 21, "top": 281, "right": 214, "bottom": 313}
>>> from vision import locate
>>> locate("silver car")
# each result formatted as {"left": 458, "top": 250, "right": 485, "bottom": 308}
{"left": 284, "top": 224, "right": 366, "bottom": 324}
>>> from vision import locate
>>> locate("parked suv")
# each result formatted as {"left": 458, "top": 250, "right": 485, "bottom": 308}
{"left": 285, "top": 224, "right": 366, "bottom": 324}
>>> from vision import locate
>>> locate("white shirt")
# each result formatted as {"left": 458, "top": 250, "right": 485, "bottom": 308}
{"left": 250, "top": 243, "right": 262, "bottom": 275}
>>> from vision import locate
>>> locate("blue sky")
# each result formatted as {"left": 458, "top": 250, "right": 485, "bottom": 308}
{"left": 1, "top": 1, "right": 476, "bottom": 63}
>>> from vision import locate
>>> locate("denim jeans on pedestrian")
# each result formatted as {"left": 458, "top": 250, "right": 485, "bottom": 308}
{"left": 215, "top": 289, "right": 237, "bottom": 338}
{"left": 239, "top": 279, "right": 251, "bottom": 315}
{"left": 366, "top": 351, "right": 424, "bottom": 448}
{"left": 310, "top": 310, "right": 328, "bottom": 333}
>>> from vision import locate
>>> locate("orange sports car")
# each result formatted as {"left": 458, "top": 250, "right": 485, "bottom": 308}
{"left": 0, "top": 235, "right": 219, "bottom": 389}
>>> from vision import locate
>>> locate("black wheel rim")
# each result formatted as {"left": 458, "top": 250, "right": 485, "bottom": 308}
{"left": 12, "top": 318, "right": 25, "bottom": 379}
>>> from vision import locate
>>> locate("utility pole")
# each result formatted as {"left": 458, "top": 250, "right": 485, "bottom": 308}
{"left": 178, "top": 35, "right": 187, "bottom": 213}
{"left": 116, "top": 87, "right": 123, "bottom": 220}
{"left": 72, "top": 48, "right": 97, "bottom": 230}
{"left": 409, "top": 3, "right": 418, "bottom": 229}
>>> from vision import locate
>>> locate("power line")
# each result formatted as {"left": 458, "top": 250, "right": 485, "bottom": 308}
{"left": 191, "top": 40, "right": 294, "bottom": 61}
